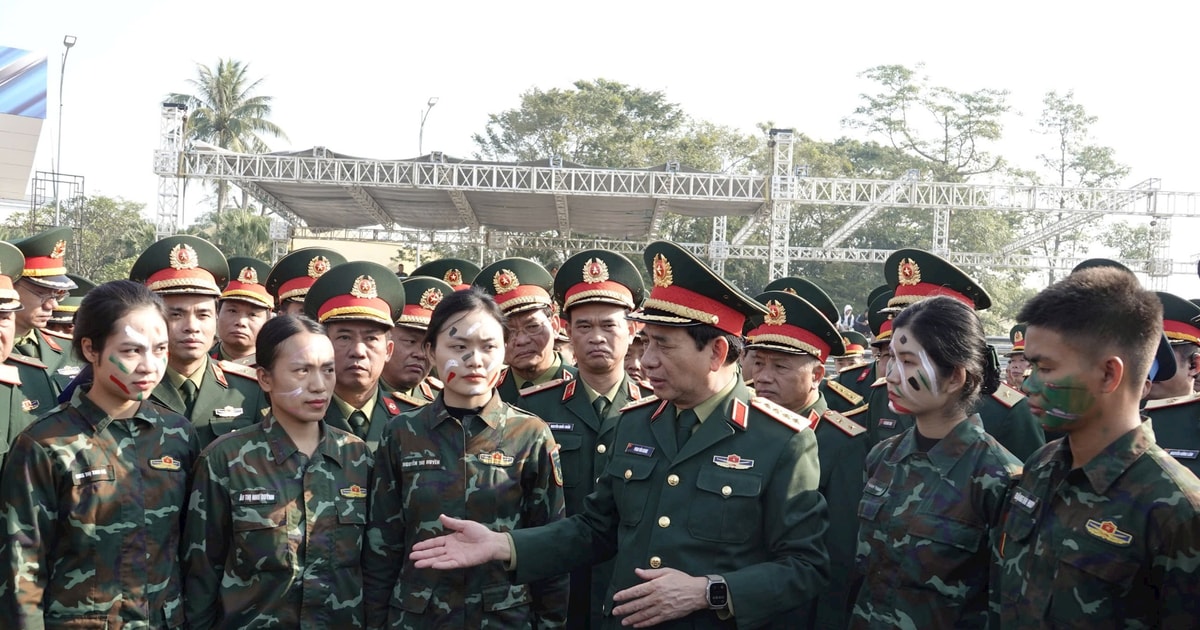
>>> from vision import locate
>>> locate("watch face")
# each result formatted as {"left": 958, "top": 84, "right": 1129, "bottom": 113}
{"left": 707, "top": 581, "right": 728, "bottom": 608}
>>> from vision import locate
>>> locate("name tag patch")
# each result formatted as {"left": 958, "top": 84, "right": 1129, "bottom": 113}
{"left": 548, "top": 422, "right": 575, "bottom": 432}
{"left": 864, "top": 478, "right": 888, "bottom": 496}
{"left": 401, "top": 458, "right": 443, "bottom": 470}
{"left": 1011, "top": 488, "right": 1038, "bottom": 512}
{"left": 21, "top": 399, "right": 38, "bottom": 413}
{"left": 213, "top": 406, "right": 244, "bottom": 418}
{"left": 1166, "top": 448, "right": 1199, "bottom": 460}
{"left": 236, "top": 491, "right": 277, "bottom": 505}
{"left": 625, "top": 443, "right": 655, "bottom": 457}
{"left": 878, "top": 418, "right": 897, "bottom": 428}
{"left": 73, "top": 466, "right": 113, "bottom": 483}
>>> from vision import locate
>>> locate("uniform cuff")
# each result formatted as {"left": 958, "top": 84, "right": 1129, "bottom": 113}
{"left": 504, "top": 532, "right": 518, "bottom": 571}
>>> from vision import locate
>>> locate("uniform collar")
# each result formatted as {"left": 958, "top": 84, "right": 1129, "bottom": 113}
{"left": 512, "top": 354, "right": 564, "bottom": 390}
{"left": 687, "top": 373, "right": 739, "bottom": 426}
{"left": 333, "top": 388, "right": 379, "bottom": 420}
{"left": 166, "top": 358, "right": 207, "bottom": 389}
{"left": 263, "top": 414, "right": 342, "bottom": 467}
{"left": 797, "top": 392, "right": 828, "bottom": 418}
{"left": 579, "top": 377, "right": 622, "bottom": 404}
{"left": 430, "top": 391, "right": 504, "bottom": 428}
{"left": 78, "top": 386, "right": 158, "bottom": 433}
{"left": 1050, "top": 421, "right": 1153, "bottom": 495}
{"left": 887, "top": 414, "right": 986, "bottom": 474}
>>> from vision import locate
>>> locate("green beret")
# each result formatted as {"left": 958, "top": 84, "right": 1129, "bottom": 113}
{"left": 553, "top": 249, "right": 645, "bottom": 313}
{"left": 303, "top": 261, "right": 405, "bottom": 328}
{"left": 129, "top": 235, "right": 228, "bottom": 296}
{"left": 473, "top": 258, "right": 553, "bottom": 316}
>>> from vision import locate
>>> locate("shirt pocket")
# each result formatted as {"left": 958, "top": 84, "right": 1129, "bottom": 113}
{"left": 332, "top": 494, "right": 367, "bottom": 568}
{"left": 66, "top": 462, "right": 117, "bottom": 539}
{"left": 901, "top": 514, "right": 986, "bottom": 596}
{"left": 1049, "top": 538, "right": 1141, "bottom": 623}
{"left": 231, "top": 503, "right": 291, "bottom": 572}
{"left": 855, "top": 476, "right": 889, "bottom": 573}
{"left": 606, "top": 454, "right": 658, "bottom": 526}
{"left": 688, "top": 466, "right": 763, "bottom": 543}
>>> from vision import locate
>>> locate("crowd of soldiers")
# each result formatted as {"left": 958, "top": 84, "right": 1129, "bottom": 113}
{"left": 0, "top": 226, "right": 1196, "bottom": 629}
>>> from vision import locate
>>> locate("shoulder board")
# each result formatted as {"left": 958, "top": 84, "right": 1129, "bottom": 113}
{"left": 217, "top": 360, "right": 259, "bottom": 382}
{"left": 822, "top": 409, "right": 867, "bottom": 437}
{"left": 42, "top": 328, "right": 72, "bottom": 341}
{"left": 0, "top": 363, "right": 21, "bottom": 386}
{"left": 6, "top": 354, "right": 48, "bottom": 370}
{"left": 837, "top": 362, "right": 869, "bottom": 374}
{"left": 520, "top": 377, "right": 568, "bottom": 397}
{"left": 842, "top": 403, "right": 869, "bottom": 418}
{"left": 417, "top": 380, "right": 435, "bottom": 400}
{"left": 825, "top": 379, "right": 863, "bottom": 405}
{"left": 392, "top": 390, "right": 430, "bottom": 408}
{"left": 426, "top": 376, "right": 444, "bottom": 390}
{"left": 871, "top": 376, "right": 887, "bottom": 388}
{"left": 991, "top": 382, "right": 1025, "bottom": 408}
{"left": 750, "top": 396, "right": 806, "bottom": 432}
{"left": 38, "top": 330, "right": 63, "bottom": 352}
{"left": 381, "top": 395, "right": 401, "bottom": 416}
{"left": 1144, "top": 392, "right": 1200, "bottom": 411}
{"left": 619, "top": 394, "right": 660, "bottom": 413}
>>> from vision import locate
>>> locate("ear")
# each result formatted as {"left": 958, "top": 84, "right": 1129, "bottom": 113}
{"left": 945, "top": 365, "right": 968, "bottom": 395}
{"left": 81, "top": 337, "right": 99, "bottom": 364}
{"left": 709, "top": 336, "right": 729, "bottom": 372}
{"left": 424, "top": 341, "right": 435, "bottom": 365}
{"left": 1099, "top": 355, "right": 1125, "bottom": 394}
{"left": 1188, "top": 353, "right": 1200, "bottom": 378}
{"left": 811, "top": 361, "right": 826, "bottom": 383}
{"left": 384, "top": 337, "right": 395, "bottom": 362}
{"left": 256, "top": 366, "right": 272, "bottom": 393}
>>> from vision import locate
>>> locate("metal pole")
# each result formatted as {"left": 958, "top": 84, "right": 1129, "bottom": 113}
{"left": 55, "top": 35, "right": 77, "bottom": 226}
{"left": 418, "top": 96, "right": 438, "bottom": 155}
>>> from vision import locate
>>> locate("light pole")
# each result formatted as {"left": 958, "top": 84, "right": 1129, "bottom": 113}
{"left": 418, "top": 96, "right": 439, "bottom": 156}
{"left": 55, "top": 34, "right": 77, "bottom": 226}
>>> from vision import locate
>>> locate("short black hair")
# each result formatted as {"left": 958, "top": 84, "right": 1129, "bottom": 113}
{"left": 891, "top": 296, "right": 999, "bottom": 414}
{"left": 424, "top": 287, "right": 508, "bottom": 350}
{"left": 72, "top": 280, "right": 166, "bottom": 362}
{"left": 256, "top": 315, "right": 325, "bottom": 371}
{"left": 684, "top": 324, "right": 744, "bottom": 366}
{"left": 1018, "top": 266, "right": 1159, "bottom": 390}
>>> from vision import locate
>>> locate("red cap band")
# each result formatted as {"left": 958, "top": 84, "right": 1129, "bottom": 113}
{"left": 892, "top": 282, "right": 975, "bottom": 309}
{"left": 1164, "top": 319, "right": 1200, "bottom": 345}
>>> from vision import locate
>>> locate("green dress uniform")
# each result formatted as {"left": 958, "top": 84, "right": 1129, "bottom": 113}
{"left": 0, "top": 242, "right": 39, "bottom": 466}
{"left": 183, "top": 415, "right": 373, "bottom": 629}
{"left": 363, "top": 394, "right": 568, "bottom": 629}
{"left": 852, "top": 415, "right": 1022, "bottom": 629}
{"left": 496, "top": 356, "right": 577, "bottom": 404}
{"left": 381, "top": 275, "right": 453, "bottom": 412}
{"left": 9, "top": 228, "right": 79, "bottom": 400}
{"left": 323, "top": 384, "right": 401, "bottom": 453}
{"left": 1141, "top": 291, "right": 1200, "bottom": 476}
{"left": 996, "top": 421, "right": 1200, "bottom": 628}
{"left": 264, "top": 247, "right": 347, "bottom": 313}
{"left": 150, "top": 357, "right": 268, "bottom": 446}
{"left": 0, "top": 390, "right": 199, "bottom": 628}
{"left": 46, "top": 274, "right": 94, "bottom": 390}
{"left": 212, "top": 256, "right": 275, "bottom": 367}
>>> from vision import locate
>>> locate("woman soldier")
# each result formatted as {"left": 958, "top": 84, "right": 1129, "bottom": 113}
{"left": 183, "top": 315, "right": 372, "bottom": 629}
{"left": 0, "top": 280, "right": 198, "bottom": 628}
{"left": 363, "top": 286, "right": 567, "bottom": 628}
{"left": 852, "top": 296, "right": 1022, "bottom": 628}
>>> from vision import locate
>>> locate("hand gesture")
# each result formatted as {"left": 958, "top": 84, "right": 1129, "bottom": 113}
{"left": 610, "top": 567, "right": 708, "bottom": 627}
{"left": 409, "top": 514, "right": 510, "bottom": 569}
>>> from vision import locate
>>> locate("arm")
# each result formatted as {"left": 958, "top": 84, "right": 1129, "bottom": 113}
{"left": 362, "top": 429, "right": 407, "bottom": 628}
{"left": 0, "top": 434, "right": 57, "bottom": 630}
{"left": 524, "top": 431, "right": 569, "bottom": 629}
{"left": 182, "top": 450, "right": 231, "bottom": 630}
{"left": 1154, "top": 502, "right": 1200, "bottom": 626}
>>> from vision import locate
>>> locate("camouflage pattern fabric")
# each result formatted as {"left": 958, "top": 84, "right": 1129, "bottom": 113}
{"left": 996, "top": 421, "right": 1200, "bottom": 628}
{"left": 183, "top": 415, "right": 373, "bottom": 629}
{"left": 0, "top": 390, "right": 199, "bottom": 628}
{"left": 363, "top": 393, "right": 568, "bottom": 629}
{"left": 852, "top": 414, "right": 1021, "bottom": 629}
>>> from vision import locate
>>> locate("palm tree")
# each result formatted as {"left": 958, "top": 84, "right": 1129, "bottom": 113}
{"left": 168, "top": 59, "right": 288, "bottom": 219}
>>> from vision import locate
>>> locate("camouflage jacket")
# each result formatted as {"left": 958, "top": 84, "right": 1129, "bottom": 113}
{"left": 362, "top": 393, "right": 568, "bottom": 629}
{"left": 852, "top": 414, "right": 1022, "bottom": 629}
{"left": 996, "top": 421, "right": 1200, "bottom": 628}
{"left": 0, "top": 390, "right": 199, "bottom": 629}
{"left": 183, "top": 415, "right": 373, "bottom": 630}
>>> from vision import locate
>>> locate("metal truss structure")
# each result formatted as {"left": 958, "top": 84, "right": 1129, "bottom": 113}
{"left": 153, "top": 105, "right": 1200, "bottom": 288}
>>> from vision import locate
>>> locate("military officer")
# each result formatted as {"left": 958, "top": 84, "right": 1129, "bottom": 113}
{"left": 473, "top": 257, "right": 577, "bottom": 403}
{"left": 1142, "top": 292, "right": 1200, "bottom": 476}
{"left": 0, "top": 242, "right": 39, "bottom": 464}
{"left": 832, "top": 330, "right": 870, "bottom": 373}
{"left": 264, "top": 247, "right": 347, "bottom": 317}
{"left": 129, "top": 235, "right": 267, "bottom": 445}
{"left": 8, "top": 227, "right": 77, "bottom": 411}
{"left": 380, "top": 275, "right": 453, "bottom": 410}
{"left": 410, "top": 257, "right": 480, "bottom": 291}
{"left": 1005, "top": 324, "right": 1029, "bottom": 389}
{"left": 518, "top": 249, "right": 648, "bottom": 629}
{"left": 304, "top": 260, "right": 405, "bottom": 451}
{"left": 830, "top": 286, "right": 893, "bottom": 425}
{"left": 411, "top": 241, "right": 830, "bottom": 630}
{"left": 745, "top": 289, "right": 866, "bottom": 630}
{"left": 211, "top": 256, "right": 273, "bottom": 366}
{"left": 47, "top": 273, "right": 94, "bottom": 336}
{"left": 864, "top": 288, "right": 908, "bottom": 446}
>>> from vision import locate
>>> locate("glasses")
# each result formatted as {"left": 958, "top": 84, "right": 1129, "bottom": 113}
{"left": 21, "top": 283, "right": 69, "bottom": 303}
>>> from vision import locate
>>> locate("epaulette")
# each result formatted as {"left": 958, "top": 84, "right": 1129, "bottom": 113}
{"left": 426, "top": 376, "right": 444, "bottom": 390}
{"left": 750, "top": 396, "right": 806, "bottom": 432}
{"left": 6, "top": 354, "right": 48, "bottom": 370}
{"left": 217, "top": 360, "right": 259, "bottom": 382}
{"left": 843, "top": 403, "right": 869, "bottom": 417}
{"left": 418, "top": 380, "right": 436, "bottom": 400}
{"left": 1144, "top": 392, "right": 1200, "bottom": 411}
{"left": 0, "top": 363, "right": 21, "bottom": 386}
{"left": 822, "top": 409, "right": 867, "bottom": 437}
{"left": 871, "top": 376, "right": 887, "bottom": 388}
{"left": 38, "top": 330, "right": 64, "bottom": 352}
{"left": 837, "top": 362, "right": 869, "bottom": 374}
{"left": 392, "top": 390, "right": 430, "bottom": 408}
{"left": 825, "top": 379, "right": 863, "bottom": 405}
{"left": 991, "top": 382, "right": 1025, "bottom": 409}
{"left": 520, "top": 377, "right": 568, "bottom": 397}
{"left": 619, "top": 394, "right": 660, "bottom": 413}
{"left": 381, "top": 395, "right": 401, "bottom": 416}
{"left": 42, "top": 328, "right": 72, "bottom": 340}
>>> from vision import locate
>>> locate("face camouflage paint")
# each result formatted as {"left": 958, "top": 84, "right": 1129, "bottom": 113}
{"left": 1022, "top": 366, "right": 1095, "bottom": 428}
{"left": 886, "top": 327, "right": 944, "bottom": 416}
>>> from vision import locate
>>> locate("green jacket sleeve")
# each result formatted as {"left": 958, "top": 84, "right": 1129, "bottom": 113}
{"left": 0, "top": 433, "right": 57, "bottom": 630}
{"left": 182, "top": 449, "right": 231, "bottom": 630}
{"left": 361, "top": 427, "right": 406, "bottom": 628}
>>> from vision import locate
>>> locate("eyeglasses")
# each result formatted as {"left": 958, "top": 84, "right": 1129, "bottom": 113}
{"left": 21, "top": 283, "right": 69, "bottom": 303}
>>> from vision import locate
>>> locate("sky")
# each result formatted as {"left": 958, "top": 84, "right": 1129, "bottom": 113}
{"left": 2, "top": 0, "right": 1199, "bottom": 294}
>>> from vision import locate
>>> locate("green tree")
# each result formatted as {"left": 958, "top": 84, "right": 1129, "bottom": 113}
{"left": 168, "top": 59, "right": 288, "bottom": 217}
{"left": 186, "top": 208, "right": 272, "bottom": 260}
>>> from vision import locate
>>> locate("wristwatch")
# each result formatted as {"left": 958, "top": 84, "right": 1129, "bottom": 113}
{"left": 705, "top": 574, "right": 728, "bottom": 610}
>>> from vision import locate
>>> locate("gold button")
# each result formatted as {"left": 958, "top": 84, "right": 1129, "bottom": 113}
{"left": 667, "top": 474, "right": 680, "bottom": 486}
{"left": 721, "top": 485, "right": 732, "bottom": 497}
{"left": 624, "top": 469, "right": 633, "bottom": 480}
{"left": 658, "top": 516, "right": 671, "bottom": 528}
{"left": 649, "top": 556, "right": 662, "bottom": 569}
{"left": 596, "top": 444, "right": 607, "bottom": 454}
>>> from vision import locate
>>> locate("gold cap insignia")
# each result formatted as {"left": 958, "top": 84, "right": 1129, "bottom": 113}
{"left": 308, "top": 256, "right": 331, "bottom": 278}
{"left": 582, "top": 257, "right": 610, "bottom": 284}
{"left": 493, "top": 269, "right": 519, "bottom": 294}
{"left": 764, "top": 300, "right": 786, "bottom": 326}
{"left": 444, "top": 268, "right": 462, "bottom": 285}
{"left": 237, "top": 266, "right": 259, "bottom": 284}
{"left": 1014, "top": 331, "right": 1024, "bottom": 344}
{"left": 652, "top": 254, "right": 673, "bottom": 288}
{"left": 898, "top": 258, "right": 921, "bottom": 286}
{"left": 350, "top": 275, "right": 378, "bottom": 299}
{"left": 169, "top": 243, "right": 199, "bottom": 270}
{"left": 420, "top": 287, "right": 443, "bottom": 310}
{"left": 50, "top": 239, "right": 67, "bottom": 259}
{"left": 782, "top": 288, "right": 797, "bottom": 295}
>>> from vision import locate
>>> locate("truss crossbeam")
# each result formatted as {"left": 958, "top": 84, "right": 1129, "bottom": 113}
{"left": 447, "top": 190, "right": 480, "bottom": 231}
{"left": 240, "top": 182, "right": 303, "bottom": 226}
{"left": 821, "top": 170, "right": 920, "bottom": 248}
{"left": 554, "top": 194, "right": 570, "bottom": 237}
{"left": 343, "top": 185, "right": 393, "bottom": 229}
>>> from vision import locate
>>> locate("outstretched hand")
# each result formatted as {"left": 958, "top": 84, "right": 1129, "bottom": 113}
{"left": 611, "top": 567, "right": 707, "bottom": 627}
{"left": 409, "top": 514, "right": 510, "bottom": 569}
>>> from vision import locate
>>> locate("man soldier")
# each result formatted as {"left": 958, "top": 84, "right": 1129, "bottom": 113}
{"left": 411, "top": 241, "right": 830, "bottom": 629}
{"left": 517, "top": 249, "right": 647, "bottom": 629}
{"left": 8, "top": 227, "right": 77, "bottom": 410}
{"left": 744, "top": 289, "right": 866, "bottom": 630}
{"left": 47, "top": 274, "right": 94, "bottom": 336}
{"left": 832, "top": 330, "right": 869, "bottom": 373}
{"left": 410, "top": 257, "right": 480, "bottom": 291}
{"left": 380, "top": 275, "right": 453, "bottom": 409}
{"left": 129, "top": 235, "right": 267, "bottom": 445}
{"left": 830, "top": 286, "right": 892, "bottom": 425}
{"left": 1006, "top": 325, "right": 1029, "bottom": 389}
{"left": 264, "top": 247, "right": 347, "bottom": 317}
{"left": 473, "top": 257, "right": 577, "bottom": 404}
{"left": 304, "top": 260, "right": 405, "bottom": 451}
{"left": 0, "top": 242, "right": 41, "bottom": 464}
{"left": 211, "top": 256, "right": 273, "bottom": 366}
{"left": 1142, "top": 291, "right": 1200, "bottom": 476}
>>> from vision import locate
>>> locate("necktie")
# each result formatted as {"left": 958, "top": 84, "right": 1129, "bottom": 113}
{"left": 349, "top": 410, "right": 368, "bottom": 435}
{"left": 180, "top": 380, "right": 198, "bottom": 418}
{"left": 676, "top": 409, "right": 698, "bottom": 450}
{"left": 592, "top": 396, "right": 610, "bottom": 419}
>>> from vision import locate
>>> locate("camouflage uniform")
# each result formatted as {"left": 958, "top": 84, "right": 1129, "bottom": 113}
{"left": 996, "top": 421, "right": 1200, "bottom": 628}
{"left": 183, "top": 415, "right": 373, "bottom": 629}
{"left": 363, "top": 394, "right": 568, "bottom": 629}
{"left": 852, "top": 414, "right": 1021, "bottom": 629}
{"left": 0, "top": 390, "right": 199, "bottom": 628}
